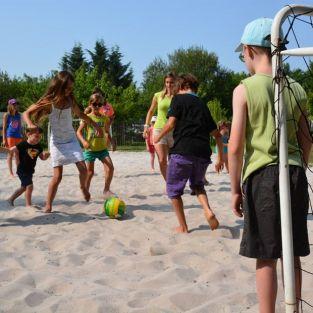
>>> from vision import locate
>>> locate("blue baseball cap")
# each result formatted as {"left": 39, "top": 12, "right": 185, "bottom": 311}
{"left": 235, "top": 18, "right": 278, "bottom": 52}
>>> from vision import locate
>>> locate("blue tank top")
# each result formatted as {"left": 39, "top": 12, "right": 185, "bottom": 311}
{"left": 6, "top": 113, "right": 22, "bottom": 138}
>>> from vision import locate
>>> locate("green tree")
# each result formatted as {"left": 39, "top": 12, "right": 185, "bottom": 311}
{"left": 87, "top": 40, "right": 109, "bottom": 79}
{"left": 60, "top": 43, "right": 87, "bottom": 74}
{"left": 107, "top": 46, "right": 133, "bottom": 88}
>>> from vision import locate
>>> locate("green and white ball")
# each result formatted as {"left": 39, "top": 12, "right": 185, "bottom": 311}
{"left": 103, "top": 197, "right": 126, "bottom": 218}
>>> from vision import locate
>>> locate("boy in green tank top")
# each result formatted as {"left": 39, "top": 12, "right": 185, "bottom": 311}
{"left": 229, "top": 18, "right": 311, "bottom": 312}
{"left": 77, "top": 93, "right": 115, "bottom": 199}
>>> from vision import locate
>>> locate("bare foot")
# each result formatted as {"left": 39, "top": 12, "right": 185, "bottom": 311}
{"left": 174, "top": 226, "right": 188, "bottom": 233}
{"left": 103, "top": 190, "right": 115, "bottom": 199}
{"left": 204, "top": 212, "right": 219, "bottom": 230}
{"left": 43, "top": 207, "right": 52, "bottom": 213}
{"left": 81, "top": 188, "right": 91, "bottom": 202}
{"left": 7, "top": 199, "right": 14, "bottom": 207}
{"left": 27, "top": 205, "right": 42, "bottom": 210}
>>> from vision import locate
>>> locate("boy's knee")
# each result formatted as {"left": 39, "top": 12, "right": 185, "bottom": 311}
{"left": 87, "top": 169, "right": 94, "bottom": 177}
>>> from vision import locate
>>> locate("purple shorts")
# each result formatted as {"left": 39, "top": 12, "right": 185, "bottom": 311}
{"left": 166, "top": 154, "right": 211, "bottom": 199}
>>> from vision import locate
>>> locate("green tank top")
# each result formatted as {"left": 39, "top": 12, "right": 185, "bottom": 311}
{"left": 242, "top": 73, "right": 307, "bottom": 182}
{"left": 154, "top": 91, "right": 172, "bottom": 129}
{"left": 86, "top": 114, "right": 109, "bottom": 151}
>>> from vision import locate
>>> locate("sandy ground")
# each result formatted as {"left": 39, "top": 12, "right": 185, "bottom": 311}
{"left": 0, "top": 152, "right": 312, "bottom": 313}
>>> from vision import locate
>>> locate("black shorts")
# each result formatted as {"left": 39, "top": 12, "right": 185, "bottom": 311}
{"left": 240, "top": 165, "right": 310, "bottom": 259}
{"left": 17, "top": 171, "right": 33, "bottom": 187}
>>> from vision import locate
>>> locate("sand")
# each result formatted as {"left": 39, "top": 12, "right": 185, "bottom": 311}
{"left": 0, "top": 152, "right": 312, "bottom": 313}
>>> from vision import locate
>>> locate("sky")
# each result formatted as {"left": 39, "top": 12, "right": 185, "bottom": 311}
{"left": 0, "top": 0, "right": 312, "bottom": 85}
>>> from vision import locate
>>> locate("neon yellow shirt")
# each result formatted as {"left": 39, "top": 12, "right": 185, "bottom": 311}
{"left": 85, "top": 114, "right": 109, "bottom": 151}
{"left": 154, "top": 91, "right": 172, "bottom": 129}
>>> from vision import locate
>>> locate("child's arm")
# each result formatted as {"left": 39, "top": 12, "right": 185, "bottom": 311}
{"left": 210, "top": 129, "right": 224, "bottom": 173}
{"left": 39, "top": 151, "right": 50, "bottom": 160}
{"left": 2, "top": 113, "right": 8, "bottom": 147}
{"left": 76, "top": 121, "right": 90, "bottom": 149}
{"left": 154, "top": 117, "right": 176, "bottom": 144}
{"left": 228, "top": 84, "right": 247, "bottom": 218}
{"left": 72, "top": 102, "right": 103, "bottom": 137}
{"left": 105, "top": 120, "right": 116, "bottom": 151}
{"left": 23, "top": 100, "right": 51, "bottom": 128}
{"left": 297, "top": 109, "right": 312, "bottom": 167}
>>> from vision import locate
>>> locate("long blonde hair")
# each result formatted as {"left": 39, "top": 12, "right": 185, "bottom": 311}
{"left": 31, "top": 71, "right": 75, "bottom": 124}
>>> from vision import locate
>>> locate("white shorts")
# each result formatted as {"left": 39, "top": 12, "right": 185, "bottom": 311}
{"left": 153, "top": 128, "right": 174, "bottom": 148}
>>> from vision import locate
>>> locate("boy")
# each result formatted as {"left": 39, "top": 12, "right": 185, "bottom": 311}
{"left": 4, "top": 127, "right": 50, "bottom": 206}
{"left": 229, "top": 18, "right": 311, "bottom": 312}
{"left": 154, "top": 74, "right": 224, "bottom": 233}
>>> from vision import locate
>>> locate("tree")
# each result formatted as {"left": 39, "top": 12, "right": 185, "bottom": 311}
{"left": 87, "top": 40, "right": 109, "bottom": 79}
{"left": 60, "top": 43, "right": 87, "bottom": 74}
{"left": 107, "top": 46, "right": 133, "bottom": 88}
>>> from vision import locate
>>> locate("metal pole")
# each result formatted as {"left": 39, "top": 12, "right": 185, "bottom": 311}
{"left": 272, "top": 5, "right": 313, "bottom": 312}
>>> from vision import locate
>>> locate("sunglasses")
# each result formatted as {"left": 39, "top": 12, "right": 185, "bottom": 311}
{"left": 239, "top": 53, "right": 245, "bottom": 62}
{"left": 92, "top": 102, "right": 102, "bottom": 108}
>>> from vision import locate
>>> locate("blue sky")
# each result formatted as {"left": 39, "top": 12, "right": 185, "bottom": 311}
{"left": 0, "top": 0, "right": 312, "bottom": 85}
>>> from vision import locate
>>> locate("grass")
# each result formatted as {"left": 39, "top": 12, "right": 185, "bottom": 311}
{"left": 116, "top": 145, "right": 146, "bottom": 152}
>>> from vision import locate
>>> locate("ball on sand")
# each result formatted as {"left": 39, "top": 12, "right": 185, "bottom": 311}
{"left": 103, "top": 197, "right": 126, "bottom": 218}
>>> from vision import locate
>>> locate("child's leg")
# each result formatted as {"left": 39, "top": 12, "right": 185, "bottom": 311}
{"left": 8, "top": 186, "right": 26, "bottom": 206}
{"left": 25, "top": 184, "right": 33, "bottom": 207}
{"left": 256, "top": 259, "right": 277, "bottom": 313}
{"left": 101, "top": 156, "right": 114, "bottom": 197}
{"left": 85, "top": 162, "right": 95, "bottom": 192}
{"left": 195, "top": 189, "right": 219, "bottom": 230}
{"left": 150, "top": 152, "right": 155, "bottom": 170}
{"left": 75, "top": 161, "right": 90, "bottom": 202}
{"left": 45, "top": 166, "right": 63, "bottom": 213}
{"left": 171, "top": 196, "right": 188, "bottom": 233}
{"left": 224, "top": 153, "right": 229, "bottom": 173}
{"left": 7, "top": 152, "right": 14, "bottom": 177}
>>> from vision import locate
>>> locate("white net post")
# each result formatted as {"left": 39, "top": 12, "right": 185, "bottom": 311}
{"left": 272, "top": 5, "right": 313, "bottom": 313}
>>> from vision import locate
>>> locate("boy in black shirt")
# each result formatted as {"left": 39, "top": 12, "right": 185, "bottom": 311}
{"left": 154, "top": 74, "right": 223, "bottom": 233}
{"left": 6, "top": 127, "right": 49, "bottom": 206}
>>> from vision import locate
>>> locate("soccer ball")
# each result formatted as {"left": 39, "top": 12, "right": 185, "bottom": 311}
{"left": 103, "top": 197, "right": 126, "bottom": 218}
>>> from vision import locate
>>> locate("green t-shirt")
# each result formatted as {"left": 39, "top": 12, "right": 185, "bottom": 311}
{"left": 242, "top": 73, "right": 307, "bottom": 182}
{"left": 85, "top": 114, "right": 109, "bottom": 151}
{"left": 154, "top": 91, "right": 172, "bottom": 129}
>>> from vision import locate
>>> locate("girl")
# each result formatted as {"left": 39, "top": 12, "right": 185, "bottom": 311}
{"left": 23, "top": 71, "right": 102, "bottom": 213}
{"left": 145, "top": 116, "right": 156, "bottom": 171}
{"left": 77, "top": 93, "right": 115, "bottom": 199}
{"left": 143, "top": 73, "right": 175, "bottom": 181}
{"left": 2, "top": 99, "right": 23, "bottom": 176}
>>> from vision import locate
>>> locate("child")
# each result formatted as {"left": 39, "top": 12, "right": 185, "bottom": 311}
{"left": 218, "top": 121, "right": 230, "bottom": 173}
{"left": 154, "top": 74, "right": 224, "bottom": 233}
{"left": 23, "top": 71, "right": 103, "bottom": 213}
{"left": 1, "top": 127, "right": 50, "bottom": 207}
{"left": 229, "top": 18, "right": 311, "bottom": 312}
{"left": 2, "top": 99, "right": 23, "bottom": 176}
{"left": 145, "top": 116, "right": 157, "bottom": 171}
{"left": 77, "top": 93, "right": 115, "bottom": 199}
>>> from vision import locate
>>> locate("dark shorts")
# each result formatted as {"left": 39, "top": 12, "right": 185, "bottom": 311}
{"left": 240, "top": 165, "right": 310, "bottom": 259}
{"left": 17, "top": 170, "right": 33, "bottom": 187}
{"left": 166, "top": 154, "right": 211, "bottom": 199}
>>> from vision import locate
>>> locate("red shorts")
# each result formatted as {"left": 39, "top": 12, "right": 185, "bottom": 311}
{"left": 148, "top": 145, "right": 155, "bottom": 153}
{"left": 7, "top": 137, "right": 23, "bottom": 148}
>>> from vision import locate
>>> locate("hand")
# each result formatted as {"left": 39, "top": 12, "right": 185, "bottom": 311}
{"left": 83, "top": 141, "right": 90, "bottom": 149}
{"left": 143, "top": 128, "right": 148, "bottom": 139}
{"left": 154, "top": 135, "right": 160, "bottom": 144}
{"left": 43, "top": 151, "right": 50, "bottom": 160}
{"left": 214, "top": 159, "right": 224, "bottom": 173}
{"left": 231, "top": 193, "right": 243, "bottom": 217}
